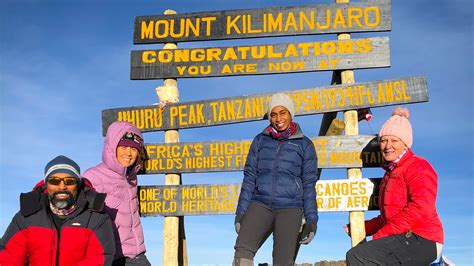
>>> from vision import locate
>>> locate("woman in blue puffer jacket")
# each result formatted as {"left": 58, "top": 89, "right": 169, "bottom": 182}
{"left": 233, "top": 93, "right": 318, "bottom": 266}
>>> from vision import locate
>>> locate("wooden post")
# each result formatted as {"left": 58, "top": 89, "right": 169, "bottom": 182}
{"left": 294, "top": 58, "right": 346, "bottom": 263}
{"left": 318, "top": 71, "right": 345, "bottom": 138}
{"left": 336, "top": 0, "right": 366, "bottom": 247}
{"left": 159, "top": 9, "right": 188, "bottom": 266}
{"left": 293, "top": 116, "right": 345, "bottom": 261}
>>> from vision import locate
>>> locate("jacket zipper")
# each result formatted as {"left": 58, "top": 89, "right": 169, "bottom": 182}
{"left": 129, "top": 183, "right": 141, "bottom": 255}
{"left": 48, "top": 218, "right": 59, "bottom": 266}
{"left": 55, "top": 228, "right": 60, "bottom": 266}
{"left": 272, "top": 141, "right": 283, "bottom": 209}
{"left": 380, "top": 172, "right": 392, "bottom": 218}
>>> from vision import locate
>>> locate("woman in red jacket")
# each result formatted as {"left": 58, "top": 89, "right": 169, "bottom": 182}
{"left": 346, "top": 107, "right": 444, "bottom": 265}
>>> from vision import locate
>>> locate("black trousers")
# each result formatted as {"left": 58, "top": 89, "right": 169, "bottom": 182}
{"left": 112, "top": 253, "right": 151, "bottom": 266}
{"left": 346, "top": 233, "right": 437, "bottom": 266}
{"left": 234, "top": 201, "right": 303, "bottom": 265}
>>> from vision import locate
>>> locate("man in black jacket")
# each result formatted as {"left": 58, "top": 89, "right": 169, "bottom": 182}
{"left": 0, "top": 155, "right": 115, "bottom": 265}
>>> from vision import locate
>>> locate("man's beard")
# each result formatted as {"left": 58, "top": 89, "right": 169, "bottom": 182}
{"left": 49, "top": 191, "right": 76, "bottom": 209}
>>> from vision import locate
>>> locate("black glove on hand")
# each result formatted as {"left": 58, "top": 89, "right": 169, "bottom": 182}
{"left": 235, "top": 214, "right": 244, "bottom": 234}
{"left": 299, "top": 222, "right": 317, "bottom": 245}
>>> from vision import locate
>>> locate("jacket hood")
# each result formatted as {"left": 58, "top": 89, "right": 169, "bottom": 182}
{"left": 102, "top": 121, "right": 144, "bottom": 176}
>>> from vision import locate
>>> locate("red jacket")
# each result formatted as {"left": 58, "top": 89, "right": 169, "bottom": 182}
{"left": 365, "top": 149, "right": 444, "bottom": 243}
{"left": 0, "top": 180, "right": 115, "bottom": 265}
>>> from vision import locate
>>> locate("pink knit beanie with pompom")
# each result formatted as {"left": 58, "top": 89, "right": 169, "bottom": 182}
{"left": 379, "top": 107, "right": 413, "bottom": 148}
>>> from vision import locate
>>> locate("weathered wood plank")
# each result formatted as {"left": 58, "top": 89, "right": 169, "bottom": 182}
{"left": 130, "top": 37, "right": 390, "bottom": 79}
{"left": 103, "top": 76, "right": 427, "bottom": 134}
{"left": 140, "top": 135, "right": 381, "bottom": 174}
{"left": 134, "top": 1, "right": 391, "bottom": 44}
{"left": 138, "top": 178, "right": 381, "bottom": 216}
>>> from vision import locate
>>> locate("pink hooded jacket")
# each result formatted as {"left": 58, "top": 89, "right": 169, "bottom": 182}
{"left": 83, "top": 121, "right": 145, "bottom": 259}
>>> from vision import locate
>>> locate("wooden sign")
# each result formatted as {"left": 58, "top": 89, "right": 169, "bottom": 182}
{"left": 139, "top": 184, "right": 241, "bottom": 216}
{"left": 140, "top": 135, "right": 381, "bottom": 174}
{"left": 103, "top": 76, "right": 428, "bottom": 134}
{"left": 130, "top": 37, "right": 390, "bottom": 79}
{"left": 134, "top": 1, "right": 391, "bottom": 44}
{"left": 138, "top": 178, "right": 381, "bottom": 216}
{"left": 316, "top": 179, "right": 376, "bottom": 212}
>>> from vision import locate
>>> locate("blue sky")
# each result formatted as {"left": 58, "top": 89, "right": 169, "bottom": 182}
{"left": 0, "top": 0, "right": 472, "bottom": 265}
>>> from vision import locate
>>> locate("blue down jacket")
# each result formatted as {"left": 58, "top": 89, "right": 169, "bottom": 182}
{"left": 236, "top": 125, "right": 318, "bottom": 224}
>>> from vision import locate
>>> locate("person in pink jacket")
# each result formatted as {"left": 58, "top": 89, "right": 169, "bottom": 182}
{"left": 84, "top": 121, "right": 150, "bottom": 265}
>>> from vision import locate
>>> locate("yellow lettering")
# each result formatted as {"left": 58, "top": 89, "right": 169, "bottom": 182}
{"left": 176, "top": 66, "right": 187, "bottom": 75}
{"left": 158, "top": 50, "right": 173, "bottom": 63}
{"left": 338, "top": 40, "right": 354, "bottom": 54}
{"left": 318, "top": 60, "right": 329, "bottom": 69}
{"left": 190, "top": 49, "right": 206, "bottom": 62}
{"left": 154, "top": 21, "right": 169, "bottom": 38}
{"left": 202, "top": 17, "right": 216, "bottom": 36}
{"left": 247, "top": 15, "right": 262, "bottom": 34}
{"left": 227, "top": 15, "right": 241, "bottom": 34}
{"left": 322, "top": 42, "right": 337, "bottom": 55}
{"left": 299, "top": 11, "right": 314, "bottom": 30}
{"left": 333, "top": 9, "right": 347, "bottom": 29}
{"left": 221, "top": 64, "right": 232, "bottom": 74}
{"left": 250, "top": 46, "right": 266, "bottom": 59}
{"left": 141, "top": 21, "right": 154, "bottom": 40}
{"left": 223, "top": 48, "right": 238, "bottom": 60}
{"left": 284, "top": 44, "right": 298, "bottom": 57}
{"left": 267, "top": 13, "right": 282, "bottom": 32}
{"left": 142, "top": 51, "right": 156, "bottom": 63}
{"left": 364, "top": 7, "right": 380, "bottom": 27}
{"left": 169, "top": 20, "right": 184, "bottom": 38}
{"left": 185, "top": 18, "right": 200, "bottom": 37}
{"left": 356, "top": 39, "right": 372, "bottom": 53}
{"left": 284, "top": 12, "right": 298, "bottom": 31}
{"left": 347, "top": 8, "right": 363, "bottom": 28}
{"left": 246, "top": 63, "right": 257, "bottom": 73}
{"left": 317, "top": 10, "right": 331, "bottom": 29}
{"left": 169, "top": 106, "right": 179, "bottom": 127}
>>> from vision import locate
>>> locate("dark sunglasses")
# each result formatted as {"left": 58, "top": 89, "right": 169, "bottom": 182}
{"left": 123, "top": 132, "right": 143, "bottom": 144}
{"left": 47, "top": 177, "right": 78, "bottom": 186}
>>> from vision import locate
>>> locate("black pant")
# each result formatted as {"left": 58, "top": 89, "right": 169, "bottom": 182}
{"left": 234, "top": 201, "right": 303, "bottom": 265}
{"left": 112, "top": 253, "right": 151, "bottom": 266}
{"left": 346, "top": 233, "right": 437, "bottom": 266}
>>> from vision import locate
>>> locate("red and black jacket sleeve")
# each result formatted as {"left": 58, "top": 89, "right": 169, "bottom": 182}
{"left": 0, "top": 212, "right": 29, "bottom": 265}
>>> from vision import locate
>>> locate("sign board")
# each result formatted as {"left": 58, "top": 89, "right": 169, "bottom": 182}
{"left": 130, "top": 37, "right": 390, "bottom": 79}
{"left": 139, "top": 183, "right": 241, "bottom": 216}
{"left": 102, "top": 76, "right": 427, "bottom": 134}
{"left": 138, "top": 178, "right": 381, "bottom": 216}
{"left": 134, "top": 1, "right": 391, "bottom": 44}
{"left": 316, "top": 179, "right": 376, "bottom": 212}
{"left": 140, "top": 135, "right": 381, "bottom": 174}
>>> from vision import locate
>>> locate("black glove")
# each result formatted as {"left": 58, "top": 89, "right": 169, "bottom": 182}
{"left": 234, "top": 214, "right": 244, "bottom": 234}
{"left": 299, "top": 222, "right": 317, "bottom": 244}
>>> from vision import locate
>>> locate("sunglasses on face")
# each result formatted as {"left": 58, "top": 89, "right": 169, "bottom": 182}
{"left": 47, "top": 177, "right": 78, "bottom": 186}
